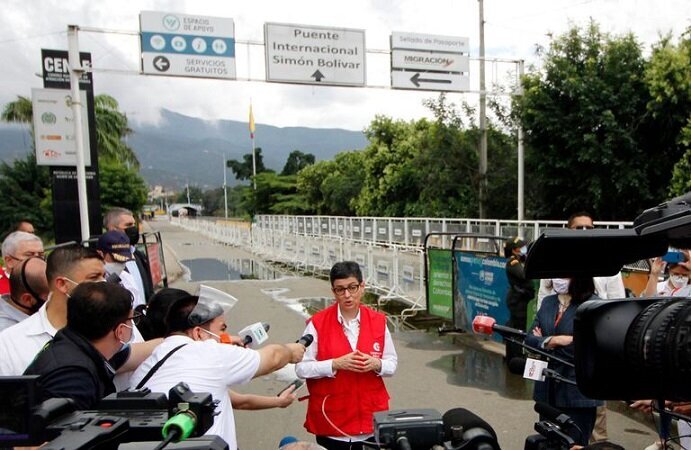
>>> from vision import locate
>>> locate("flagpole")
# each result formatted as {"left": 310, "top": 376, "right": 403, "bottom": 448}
{"left": 223, "top": 152, "right": 228, "bottom": 219}
{"left": 249, "top": 102, "right": 257, "bottom": 190}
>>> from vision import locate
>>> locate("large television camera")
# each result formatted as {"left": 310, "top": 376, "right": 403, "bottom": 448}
{"left": 0, "top": 376, "right": 225, "bottom": 450}
{"left": 524, "top": 192, "right": 691, "bottom": 401}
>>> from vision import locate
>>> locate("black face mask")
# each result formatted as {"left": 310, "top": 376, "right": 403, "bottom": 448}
{"left": 125, "top": 225, "right": 140, "bottom": 246}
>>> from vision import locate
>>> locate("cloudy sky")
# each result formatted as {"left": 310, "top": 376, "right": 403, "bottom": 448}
{"left": 1, "top": 0, "right": 688, "bottom": 131}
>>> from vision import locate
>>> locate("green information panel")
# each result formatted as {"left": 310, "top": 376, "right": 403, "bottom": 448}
{"left": 427, "top": 248, "right": 454, "bottom": 320}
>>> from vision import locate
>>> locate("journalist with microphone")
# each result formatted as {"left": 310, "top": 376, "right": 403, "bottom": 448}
{"left": 525, "top": 277, "right": 603, "bottom": 446}
{"left": 296, "top": 261, "right": 398, "bottom": 450}
{"left": 129, "top": 289, "right": 307, "bottom": 450}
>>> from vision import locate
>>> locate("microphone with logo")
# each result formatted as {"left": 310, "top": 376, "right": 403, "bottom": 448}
{"left": 238, "top": 322, "right": 270, "bottom": 348}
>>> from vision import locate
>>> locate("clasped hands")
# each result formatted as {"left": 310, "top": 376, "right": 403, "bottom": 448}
{"left": 333, "top": 350, "right": 382, "bottom": 373}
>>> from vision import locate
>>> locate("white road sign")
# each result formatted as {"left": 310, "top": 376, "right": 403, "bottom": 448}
{"left": 32, "top": 88, "right": 91, "bottom": 166}
{"left": 265, "top": 22, "right": 366, "bottom": 87}
{"left": 391, "top": 49, "right": 469, "bottom": 73}
{"left": 391, "top": 71, "right": 470, "bottom": 92}
{"left": 391, "top": 32, "right": 469, "bottom": 53}
{"left": 140, "top": 11, "right": 236, "bottom": 79}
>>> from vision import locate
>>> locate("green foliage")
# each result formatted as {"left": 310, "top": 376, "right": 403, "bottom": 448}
{"left": 99, "top": 160, "right": 147, "bottom": 214}
{"left": 297, "top": 151, "right": 365, "bottom": 215}
{"left": 515, "top": 21, "right": 678, "bottom": 220}
{"left": 0, "top": 152, "right": 52, "bottom": 236}
{"left": 281, "top": 150, "right": 315, "bottom": 175}
{"left": 2, "top": 96, "right": 33, "bottom": 124}
{"left": 175, "top": 185, "right": 204, "bottom": 204}
{"left": 669, "top": 147, "right": 691, "bottom": 197}
{"left": 94, "top": 95, "right": 139, "bottom": 168}
{"left": 227, "top": 148, "right": 266, "bottom": 180}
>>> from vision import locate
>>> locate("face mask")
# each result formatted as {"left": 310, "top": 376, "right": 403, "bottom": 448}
{"left": 519, "top": 246, "right": 527, "bottom": 256}
{"left": 670, "top": 274, "right": 689, "bottom": 289}
{"left": 118, "top": 322, "right": 135, "bottom": 351}
{"left": 124, "top": 226, "right": 140, "bottom": 246}
{"left": 105, "top": 262, "right": 126, "bottom": 276}
{"left": 552, "top": 278, "right": 570, "bottom": 295}
{"left": 200, "top": 327, "right": 233, "bottom": 344}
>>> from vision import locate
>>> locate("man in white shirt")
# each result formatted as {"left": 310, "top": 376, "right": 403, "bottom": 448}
{"left": 97, "top": 230, "right": 145, "bottom": 309}
{"left": 0, "top": 245, "right": 159, "bottom": 383}
{"left": 130, "top": 293, "right": 306, "bottom": 450}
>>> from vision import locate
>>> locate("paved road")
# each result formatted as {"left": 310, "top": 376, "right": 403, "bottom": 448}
{"left": 147, "top": 218, "right": 658, "bottom": 450}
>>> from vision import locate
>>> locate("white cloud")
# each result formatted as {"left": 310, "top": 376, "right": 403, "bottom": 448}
{"left": 0, "top": 0, "right": 688, "bottom": 130}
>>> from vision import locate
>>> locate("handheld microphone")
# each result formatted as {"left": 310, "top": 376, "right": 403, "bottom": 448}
{"left": 238, "top": 322, "right": 270, "bottom": 348}
{"left": 296, "top": 334, "right": 313, "bottom": 347}
{"left": 508, "top": 357, "right": 527, "bottom": 375}
{"left": 472, "top": 315, "right": 526, "bottom": 339}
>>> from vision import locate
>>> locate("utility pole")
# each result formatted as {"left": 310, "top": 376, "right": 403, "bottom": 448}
{"left": 478, "top": 0, "right": 488, "bottom": 219}
{"left": 517, "top": 60, "right": 525, "bottom": 222}
{"left": 67, "top": 25, "right": 90, "bottom": 242}
{"left": 223, "top": 153, "right": 228, "bottom": 219}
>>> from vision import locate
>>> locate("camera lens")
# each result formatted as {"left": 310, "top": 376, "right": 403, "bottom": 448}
{"left": 625, "top": 298, "right": 691, "bottom": 400}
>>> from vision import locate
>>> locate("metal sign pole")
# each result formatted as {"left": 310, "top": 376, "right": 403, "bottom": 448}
{"left": 223, "top": 152, "right": 228, "bottom": 218}
{"left": 67, "top": 25, "right": 90, "bottom": 243}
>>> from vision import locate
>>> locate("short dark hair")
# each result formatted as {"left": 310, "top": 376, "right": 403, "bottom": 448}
{"left": 67, "top": 282, "right": 132, "bottom": 340}
{"left": 165, "top": 294, "right": 200, "bottom": 335}
{"left": 568, "top": 277, "right": 596, "bottom": 305}
{"left": 45, "top": 245, "right": 102, "bottom": 283}
{"left": 329, "top": 261, "right": 363, "bottom": 286}
{"left": 567, "top": 211, "right": 593, "bottom": 228}
{"left": 137, "top": 288, "right": 193, "bottom": 340}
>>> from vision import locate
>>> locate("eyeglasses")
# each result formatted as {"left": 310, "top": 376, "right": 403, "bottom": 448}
{"left": 333, "top": 283, "right": 361, "bottom": 296}
{"left": 125, "top": 312, "right": 144, "bottom": 326}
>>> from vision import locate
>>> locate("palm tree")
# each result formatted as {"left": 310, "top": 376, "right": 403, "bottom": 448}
{"left": 2, "top": 93, "right": 139, "bottom": 168}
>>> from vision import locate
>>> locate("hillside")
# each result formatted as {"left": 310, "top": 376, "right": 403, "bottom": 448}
{"left": 0, "top": 109, "right": 369, "bottom": 190}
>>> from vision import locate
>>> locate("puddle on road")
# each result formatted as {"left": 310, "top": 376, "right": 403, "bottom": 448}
{"left": 180, "top": 257, "right": 286, "bottom": 281}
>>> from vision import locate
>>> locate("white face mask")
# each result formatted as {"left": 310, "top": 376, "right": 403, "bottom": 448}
{"left": 552, "top": 278, "right": 570, "bottom": 295}
{"left": 105, "top": 262, "right": 126, "bottom": 276}
{"left": 670, "top": 274, "right": 689, "bottom": 289}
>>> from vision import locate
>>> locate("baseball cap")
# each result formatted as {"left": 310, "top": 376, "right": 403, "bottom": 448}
{"left": 504, "top": 236, "right": 526, "bottom": 251}
{"left": 97, "top": 230, "right": 133, "bottom": 262}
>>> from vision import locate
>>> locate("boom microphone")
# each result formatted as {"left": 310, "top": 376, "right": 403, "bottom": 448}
{"left": 296, "top": 334, "right": 313, "bottom": 347}
{"left": 442, "top": 408, "right": 500, "bottom": 450}
{"left": 238, "top": 322, "right": 270, "bottom": 348}
{"left": 472, "top": 315, "right": 526, "bottom": 339}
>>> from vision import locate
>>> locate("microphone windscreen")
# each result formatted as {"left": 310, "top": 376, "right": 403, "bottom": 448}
{"left": 534, "top": 402, "right": 565, "bottom": 422}
{"left": 298, "top": 334, "right": 314, "bottom": 347}
{"left": 263, "top": 322, "right": 271, "bottom": 332}
{"left": 442, "top": 408, "right": 497, "bottom": 441}
{"left": 472, "top": 315, "right": 496, "bottom": 335}
{"left": 278, "top": 436, "right": 298, "bottom": 448}
{"left": 508, "top": 357, "right": 527, "bottom": 375}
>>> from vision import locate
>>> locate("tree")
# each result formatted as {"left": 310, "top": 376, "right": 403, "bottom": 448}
{"left": 281, "top": 150, "right": 315, "bottom": 175}
{"left": 226, "top": 148, "right": 266, "bottom": 180}
{"left": 515, "top": 21, "right": 667, "bottom": 220}
{"left": 99, "top": 160, "right": 147, "bottom": 214}
{"left": 297, "top": 151, "right": 365, "bottom": 215}
{"left": 0, "top": 153, "right": 52, "bottom": 236}
{"left": 2, "top": 96, "right": 33, "bottom": 124}
{"left": 94, "top": 95, "right": 139, "bottom": 168}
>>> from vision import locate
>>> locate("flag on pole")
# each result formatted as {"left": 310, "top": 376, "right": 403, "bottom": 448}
{"left": 249, "top": 103, "right": 255, "bottom": 139}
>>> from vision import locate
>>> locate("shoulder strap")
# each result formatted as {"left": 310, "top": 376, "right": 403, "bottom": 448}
{"left": 135, "top": 344, "right": 187, "bottom": 390}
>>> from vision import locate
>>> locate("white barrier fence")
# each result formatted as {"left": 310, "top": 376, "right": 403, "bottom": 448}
{"left": 171, "top": 215, "right": 633, "bottom": 318}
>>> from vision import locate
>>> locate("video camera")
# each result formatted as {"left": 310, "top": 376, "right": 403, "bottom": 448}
{"left": 0, "top": 375, "right": 225, "bottom": 450}
{"left": 373, "top": 408, "right": 500, "bottom": 450}
{"left": 523, "top": 192, "right": 691, "bottom": 401}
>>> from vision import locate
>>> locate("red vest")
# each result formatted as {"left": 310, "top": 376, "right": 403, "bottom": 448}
{"left": 305, "top": 304, "right": 390, "bottom": 436}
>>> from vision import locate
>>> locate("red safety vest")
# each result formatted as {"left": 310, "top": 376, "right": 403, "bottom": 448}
{"left": 305, "top": 304, "right": 390, "bottom": 436}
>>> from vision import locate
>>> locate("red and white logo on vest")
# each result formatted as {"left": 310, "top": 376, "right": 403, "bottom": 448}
{"left": 372, "top": 341, "right": 383, "bottom": 358}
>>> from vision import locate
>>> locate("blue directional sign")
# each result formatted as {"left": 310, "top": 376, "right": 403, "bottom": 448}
{"left": 140, "top": 11, "right": 236, "bottom": 80}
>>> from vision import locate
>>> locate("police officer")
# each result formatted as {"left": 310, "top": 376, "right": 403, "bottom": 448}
{"left": 504, "top": 237, "right": 534, "bottom": 360}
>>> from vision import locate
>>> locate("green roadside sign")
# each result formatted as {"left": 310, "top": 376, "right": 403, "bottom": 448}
{"left": 427, "top": 248, "right": 454, "bottom": 320}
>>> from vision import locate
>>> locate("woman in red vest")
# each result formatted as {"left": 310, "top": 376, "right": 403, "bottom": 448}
{"left": 296, "top": 261, "right": 398, "bottom": 450}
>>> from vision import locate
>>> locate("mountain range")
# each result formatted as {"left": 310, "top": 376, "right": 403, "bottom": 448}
{"left": 0, "top": 108, "right": 369, "bottom": 191}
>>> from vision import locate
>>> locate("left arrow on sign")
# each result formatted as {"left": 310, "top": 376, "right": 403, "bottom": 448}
{"left": 410, "top": 72, "right": 452, "bottom": 87}
{"left": 153, "top": 56, "right": 171, "bottom": 72}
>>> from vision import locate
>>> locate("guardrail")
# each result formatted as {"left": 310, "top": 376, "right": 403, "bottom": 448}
{"left": 170, "top": 215, "right": 635, "bottom": 320}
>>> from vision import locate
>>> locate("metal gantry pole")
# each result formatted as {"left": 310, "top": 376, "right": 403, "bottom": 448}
{"left": 67, "top": 25, "right": 90, "bottom": 243}
{"left": 223, "top": 153, "right": 228, "bottom": 219}
{"left": 478, "top": 0, "right": 488, "bottom": 219}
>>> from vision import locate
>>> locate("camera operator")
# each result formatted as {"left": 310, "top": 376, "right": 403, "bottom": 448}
{"left": 23, "top": 281, "right": 135, "bottom": 409}
{"left": 641, "top": 255, "right": 691, "bottom": 298}
{"left": 526, "top": 277, "right": 603, "bottom": 446}
{"left": 129, "top": 289, "right": 306, "bottom": 450}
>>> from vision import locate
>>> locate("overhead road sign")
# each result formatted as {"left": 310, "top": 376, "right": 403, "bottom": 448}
{"left": 264, "top": 22, "right": 366, "bottom": 87}
{"left": 391, "top": 71, "right": 469, "bottom": 92}
{"left": 390, "top": 31, "right": 470, "bottom": 93}
{"left": 391, "top": 49, "right": 469, "bottom": 73}
{"left": 391, "top": 32, "right": 469, "bottom": 53}
{"left": 140, "top": 11, "right": 236, "bottom": 80}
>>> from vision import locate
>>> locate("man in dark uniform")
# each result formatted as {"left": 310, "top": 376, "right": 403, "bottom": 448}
{"left": 504, "top": 237, "right": 534, "bottom": 360}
